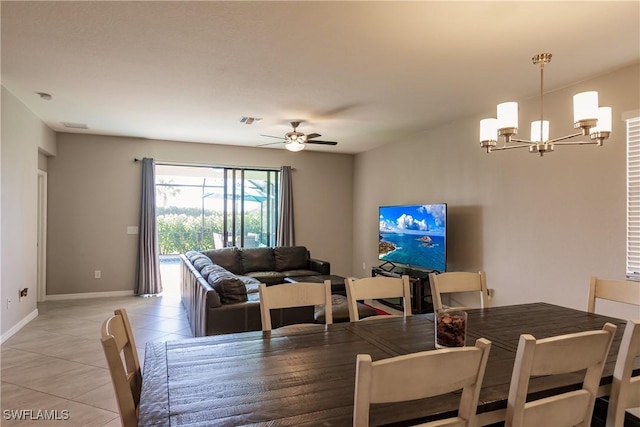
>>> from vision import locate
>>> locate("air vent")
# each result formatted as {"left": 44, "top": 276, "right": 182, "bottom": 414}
{"left": 62, "top": 122, "right": 89, "bottom": 129}
{"left": 240, "top": 117, "right": 262, "bottom": 125}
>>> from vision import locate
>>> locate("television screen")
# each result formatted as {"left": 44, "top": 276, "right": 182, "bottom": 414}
{"left": 378, "top": 203, "right": 447, "bottom": 272}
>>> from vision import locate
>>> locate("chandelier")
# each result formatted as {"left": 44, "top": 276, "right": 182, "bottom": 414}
{"left": 479, "top": 53, "right": 612, "bottom": 157}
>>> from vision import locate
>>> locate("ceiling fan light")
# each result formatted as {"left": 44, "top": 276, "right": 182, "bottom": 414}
{"left": 285, "top": 141, "right": 305, "bottom": 152}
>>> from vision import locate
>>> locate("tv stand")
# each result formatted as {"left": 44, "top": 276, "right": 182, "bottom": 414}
{"left": 372, "top": 265, "right": 433, "bottom": 314}
{"left": 376, "top": 261, "right": 398, "bottom": 272}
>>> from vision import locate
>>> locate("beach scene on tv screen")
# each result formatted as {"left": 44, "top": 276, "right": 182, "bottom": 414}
{"left": 379, "top": 204, "right": 446, "bottom": 272}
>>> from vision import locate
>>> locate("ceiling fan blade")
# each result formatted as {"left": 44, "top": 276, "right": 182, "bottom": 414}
{"left": 260, "top": 134, "right": 285, "bottom": 140}
{"left": 306, "top": 140, "right": 337, "bottom": 145}
{"left": 306, "top": 133, "right": 321, "bottom": 139}
{"left": 257, "top": 141, "right": 284, "bottom": 147}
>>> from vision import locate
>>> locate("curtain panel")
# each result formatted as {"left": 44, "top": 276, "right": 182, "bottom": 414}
{"left": 277, "top": 165, "right": 295, "bottom": 247}
{"left": 135, "top": 157, "right": 163, "bottom": 295}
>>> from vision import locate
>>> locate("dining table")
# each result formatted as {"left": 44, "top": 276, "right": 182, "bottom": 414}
{"left": 138, "top": 302, "right": 636, "bottom": 426}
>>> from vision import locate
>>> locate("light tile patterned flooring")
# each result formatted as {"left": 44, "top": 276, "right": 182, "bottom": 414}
{"left": 0, "top": 292, "right": 191, "bottom": 426}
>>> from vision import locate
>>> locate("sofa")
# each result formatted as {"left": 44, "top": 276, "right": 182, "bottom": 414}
{"left": 180, "top": 246, "right": 331, "bottom": 336}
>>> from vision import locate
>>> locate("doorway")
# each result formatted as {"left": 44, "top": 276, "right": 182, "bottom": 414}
{"left": 155, "top": 164, "right": 279, "bottom": 294}
{"left": 37, "top": 170, "right": 47, "bottom": 302}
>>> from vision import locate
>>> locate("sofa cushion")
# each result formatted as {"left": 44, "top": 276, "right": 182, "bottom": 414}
{"left": 241, "top": 247, "right": 275, "bottom": 273}
{"left": 274, "top": 246, "right": 309, "bottom": 272}
{"left": 238, "top": 275, "right": 261, "bottom": 288}
{"left": 280, "top": 269, "right": 323, "bottom": 278}
{"left": 203, "top": 247, "right": 243, "bottom": 274}
{"left": 245, "top": 271, "right": 287, "bottom": 285}
{"left": 207, "top": 271, "right": 247, "bottom": 304}
{"left": 199, "top": 264, "right": 217, "bottom": 281}
{"left": 192, "top": 256, "right": 213, "bottom": 271}
{"left": 314, "top": 294, "right": 377, "bottom": 323}
{"left": 185, "top": 250, "right": 202, "bottom": 260}
{"left": 200, "top": 263, "right": 235, "bottom": 282}
{"left": 187, "top": 251, "right": 209, "bottom": 264}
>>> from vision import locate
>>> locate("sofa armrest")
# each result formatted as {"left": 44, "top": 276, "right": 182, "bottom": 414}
{"left": 308, "top": 258, "right": 330, "bottom": 275}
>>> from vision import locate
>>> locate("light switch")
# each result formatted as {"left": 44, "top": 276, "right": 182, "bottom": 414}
{"left": 127, "top": 226, "right": 139, "bottom": 235}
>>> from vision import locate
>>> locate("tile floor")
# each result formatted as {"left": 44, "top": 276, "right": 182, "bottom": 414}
{"left": 0, "top": 292, "right": 191, "bottom": 427}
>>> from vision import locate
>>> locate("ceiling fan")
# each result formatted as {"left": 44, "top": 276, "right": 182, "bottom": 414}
{"left": 258, "top": 121, "right": 338, "bottom": 152}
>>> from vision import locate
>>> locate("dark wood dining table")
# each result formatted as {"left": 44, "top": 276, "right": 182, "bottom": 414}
{"left": 138, "top": 302, "right": 634, "bottom": 426}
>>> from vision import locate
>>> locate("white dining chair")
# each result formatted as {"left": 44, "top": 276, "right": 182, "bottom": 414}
{"left": 259, "top": 280, "right": 332, "bottom": 331}
{"left": 345, "top": 275, "right": 411, "bottom": 322}
{"left": 353, "top": 338, "right": 492, "bottom": 427}
{"left": 429, "top": 271, "right": 489, "bottom": 312}
{"left": 101, "top": 308, "right": 141, "bottom": 427}
{"left": 587, "top": 276, "right": 640, "bottom": 314}
{"left": 505, "top": 323, "right": 617, "bottom": 427}
{"left": 606, "top": 320, "right": 640, "bottom": 427}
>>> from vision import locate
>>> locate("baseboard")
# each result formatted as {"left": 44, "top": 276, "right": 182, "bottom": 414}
{"left": 45, "top": 290, "right": 134, "bottom": 301}
{"left": 1, "top": 308, "right": 39, "bottom": 344}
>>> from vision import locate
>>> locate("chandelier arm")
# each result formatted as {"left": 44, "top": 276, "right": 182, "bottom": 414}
{"left": 509, "top": 138, "right": 535, "bottom": 145}
{"left": 546, "top": 131, "right": 585, "bottom": 144}
{"left": 491, "top": 144, "right": 535, "bottom": 151}
{"left": 552, "top": 140, "right": 599, "bottom": 146}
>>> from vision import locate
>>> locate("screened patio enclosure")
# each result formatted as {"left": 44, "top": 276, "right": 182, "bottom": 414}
{"left": 155, "top": 164, "right": 279, "bottom": 255}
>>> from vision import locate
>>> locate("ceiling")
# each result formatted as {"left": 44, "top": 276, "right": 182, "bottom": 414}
{"left": 2, "top": 1, "right": 639, "bottom": 154}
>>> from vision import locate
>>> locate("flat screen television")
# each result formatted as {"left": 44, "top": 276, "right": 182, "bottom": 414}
{"left": 378, "top": 203, "right": 447, "bottom": 273}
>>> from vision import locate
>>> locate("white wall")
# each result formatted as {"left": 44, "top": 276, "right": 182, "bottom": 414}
{"left": 1, "top": 86, "right": 56, "bottom": 337}
{"left": 47, "top": 134, "right": 354, "bottom": 295}
{"left": 353, "top": 63, "right": 640, "bottom": 319}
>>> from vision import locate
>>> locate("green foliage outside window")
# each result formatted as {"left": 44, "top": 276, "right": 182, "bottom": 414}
{"left": 156, "top": 207, "right": 265, "bottom": 254}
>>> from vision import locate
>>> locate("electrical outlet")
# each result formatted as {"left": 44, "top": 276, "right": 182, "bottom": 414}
{"left": 94, "top": 270, "right": 101, "bottom": 279}
{"left": 362, "top": 261, "right": 366, "bottom": 270}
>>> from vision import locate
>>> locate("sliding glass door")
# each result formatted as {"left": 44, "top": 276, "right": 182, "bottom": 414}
{"left": 155, "top": 164, "right": 279, "bottom": 254}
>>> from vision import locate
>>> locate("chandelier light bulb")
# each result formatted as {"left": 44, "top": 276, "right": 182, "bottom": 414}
{"left": 497, "top": 102, "right": 518, "bottom": 130}
{"left": 573, "top": 91, "right": 599, "bottom": 123}
{"left": 530, "top": 120, "right": 549, "bottom": 143}
{"left": 591, "top": 107, "right": 612, "bottom": 133}
{"left": 480, "top": 118, "right": 498, "bottom": 143}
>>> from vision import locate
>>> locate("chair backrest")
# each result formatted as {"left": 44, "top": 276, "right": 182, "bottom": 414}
{"left": 429, "top": 271, "right": 489, "bottom": 312}
{"left": 259, "top": 280, "right": 332, "bottom": 331}
{"left": 505, "top": 323, "right": 617, "bottom": 427}
{"left": 100, "top": 308, "right": 141, "bottom": 427}
{"left": 607, "top": 320, "right": 640, "bottom": 427}
{"left": 345, "top": 275, "right": 411, "bottom": 322}
{"left": 587, "top": 276, "right": 640, "bottom": 313}
{"left": 353, "top": 338, "right": 492, "bottom": 427}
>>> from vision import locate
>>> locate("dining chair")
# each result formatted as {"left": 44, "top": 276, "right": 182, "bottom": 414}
{"left": 587, "top": 276, "right": 640, "bottom": 314}
{"left": 353, "top": 337, "right": 492, "bottom": 427}
{"left": 429, "top": 271, "right": 489, "bottom": 312}
{"left": 505, "top": 323, "right": 617, "bottom": 427}
{"left": 100, "top": 308, "right": 141, "bottom": 427}
{"left": 259, "top": 280, "right": 332, "bottom": 331}
{"left": 606, "top": 320, "right": 640, "bottom": 427}
{"left": 345, "top": 275, "right": 411, "bottom": 322}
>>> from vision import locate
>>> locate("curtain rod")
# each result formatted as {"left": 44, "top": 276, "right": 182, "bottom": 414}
{"left": 133, "top": 158, "right": 287, "bottom": 171}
